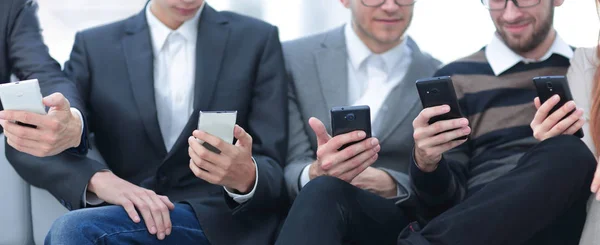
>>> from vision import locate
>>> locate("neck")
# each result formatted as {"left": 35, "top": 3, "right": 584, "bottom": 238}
{"left": 150, "top": 2, "right": 183, "bottom": 30}
{"left": 352, "top": 22, "right": 402, "bottom": 54}
{"left": 518, "top": 29, "right": 557, "bottom": 60}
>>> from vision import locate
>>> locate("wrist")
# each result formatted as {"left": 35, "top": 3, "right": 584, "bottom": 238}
{"left": 88, "top": 171, "right": 112, "bottom": 194}
{"left": 235, "top": 160, "right": 256, "bottom": 194}
{"left": 415, "top": 152, "right": 440, "bottom": 173}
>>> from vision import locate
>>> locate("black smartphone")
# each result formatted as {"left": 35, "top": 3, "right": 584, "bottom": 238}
{"left": 416, "top": 76, "right": 468, "bottom": 140}
{"left": 330, "top": 105, "right": 372, "bottom": 150}
{"left": 532, "top": 76, "right": 584, "bottom": 138}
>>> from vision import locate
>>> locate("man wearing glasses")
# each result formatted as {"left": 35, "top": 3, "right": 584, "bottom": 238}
{"left": 276, "top": 0, "right": 595, "bottom": 244}
{"left": 283, "top": 0, "right": 441, "bottom": 205}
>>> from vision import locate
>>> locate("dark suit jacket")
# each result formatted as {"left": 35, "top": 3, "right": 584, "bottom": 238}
{"left": 0, "top": 0, "right": 81, "bottom": 111}
{"left": 6, "top": 4, "right": 289, "bottom": 245}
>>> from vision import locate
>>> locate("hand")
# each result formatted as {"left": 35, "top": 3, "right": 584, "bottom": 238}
{"left": 531, "top": 95, "right": 585, "bottom": 141}
{"left": 0, "top": 93, "right": 82, "bottom": 157}
{"left": 88, "top": 171, "right": 175, "bottom": 240}
{"left": 590, "top": 157, "right": 600, "bottom": 200}
{"left": 308, "top": 117, "right": 380, "bottom": 183}
{"left": 188, "top": 125, "right": 256, "bottom": 194}
{"left": 351, "top": 167, "right": 397, "bottom": 198}
{"left": 413, "top": 105, "right": 470, "bottom": 172}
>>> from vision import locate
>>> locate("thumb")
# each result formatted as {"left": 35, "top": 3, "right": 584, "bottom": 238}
{"left": 234, "top": 125, "right": 252, "bottom": 150}
{"left": 309, "top": 117, "right": 331, "bottom": 146}
{"left": 43, "top": 93, "right": 70, "bottom": 111}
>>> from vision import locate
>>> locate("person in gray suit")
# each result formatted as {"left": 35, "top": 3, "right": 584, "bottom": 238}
{"left": 283, "top": 0, "right": 441, "bottom": 204}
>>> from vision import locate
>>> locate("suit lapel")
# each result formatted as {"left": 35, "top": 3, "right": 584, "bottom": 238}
{"left": 314, "top": 27, "right": 349, "bottom": 113}
{"left": 375, "top": 39, "right": 434, "bottom": 144}
{"left": 164, "top": 5, "right": 229, "bottom": 161}
{"left": 122, "top": 10, "right": 168, "bottom": 158}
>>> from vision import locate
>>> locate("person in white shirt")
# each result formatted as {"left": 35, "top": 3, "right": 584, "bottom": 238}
{"left": 282, "top": 0, "right": 440, "bottom": 241}
{"left": 7, "top": 0, "right": 289, "bottom": 244}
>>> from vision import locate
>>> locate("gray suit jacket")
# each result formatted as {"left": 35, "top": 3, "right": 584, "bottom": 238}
{"left": 283, "top": 26, "right": 442, "bottom": 202}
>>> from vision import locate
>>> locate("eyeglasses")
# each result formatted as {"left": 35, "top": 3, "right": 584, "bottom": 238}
{"left": 481, "top": 0, "right": 542, "bottom": 10}
{"left": 361, "top": 0, "right": 417, "bottom": 7}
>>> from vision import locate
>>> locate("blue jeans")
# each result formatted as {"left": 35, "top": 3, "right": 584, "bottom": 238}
{"left": 45, "top": 203, "right": 209, "bottom": 245}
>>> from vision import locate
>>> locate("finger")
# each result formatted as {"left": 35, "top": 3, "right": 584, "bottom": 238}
{"left": 417, "top": 126, "right": 471, "bottom": 149}
{"left": 563, "top": 116, "right": 586, "bottom": 136}
{"left": 322, "top": 137, "right": 378, "bottom": 170}
{"left": 327, "top": 144, "right": 380, "bottom": 177}
{"left": 159, "top": 195, "right": 175, "bottom": 210}
{"left": 423, "top": 138, "right": 468, "bottom": 158}
{"left": 321, "top": 131, "right": 368, "bottom": 154}
{"left": 121, "top": 200, "right": 141, "bottom": 223}
{"left": 591, "top": 163, "right": 600, "bottom": 193}
{"left": 532, "top": 95, "right": 560, "bottom": 127}
{"left": 150, "top": 194, "right": 170, "bottom": 239}
{"left": 533, "top": 97, "right": 541, "bottom": 110}
{"left": 2, "top": 121, "right": 44, "bottom": 142}
{"left": 234, "top": 125, "right": 252, "bottom": 151}
{"left": 189, "top": 159, "right": 218, "bottom": 184}
{"left": 42, "top": 93, "right": 70, "bottom": 111}
{"left": 5, "top": 134, "right": 44, "bottom": 157}
{"left": 547, "top": 108, "right": 583, "bottom": 136}
{"left": 0, "top": 110, "right": 44, "bottom": 127}
{"left": 188, "top": 146, "right": 223, "bottom": 175}
{"left": 339, "top": 154, "right": 378, "bottom": 183}
{"left": 543, "top": 100, "right": 576, "bottom": 131}
{"left": 193, "top": 130, "right": 235, "bottom": 156}
{"left": 309, "top": 117, "right": 332, "bottom": 146}
{"left": 188, "top": 137, "right": 224, "bottom": 166}
{"left": 140, "top": 194, "right": 164, "bottom": 237}
{"left": 128, "top": 194, "right": 157, "bottom": 234}
{"left": 415, "top": 118, "right": 468, "bottom": 141}
{"left": 413, "top": 105, "right": 451, "bottom": 128}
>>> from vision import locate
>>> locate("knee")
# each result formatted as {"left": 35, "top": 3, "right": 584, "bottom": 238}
{"left": 45, "top": 209, "right": 99, "bottom": 244}
{"left": 538, "top": 135, "right": 596, "bottom": 177}
{"left": 298, "top": 176, "right": 355, "bottom": 202}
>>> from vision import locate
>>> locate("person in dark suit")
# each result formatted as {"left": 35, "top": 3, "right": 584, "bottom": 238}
{"left": 0, "top": 0, "right": 86, "bottom": 157}
{"left": 5, "top": 0, "right": 288, "bottom": 244}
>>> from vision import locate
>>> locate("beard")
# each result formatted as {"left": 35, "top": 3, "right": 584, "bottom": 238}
{"left": 496, "top": 6, "right": 554, "bottom": 54}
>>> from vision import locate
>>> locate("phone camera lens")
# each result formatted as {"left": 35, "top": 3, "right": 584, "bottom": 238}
{"left": 546, "top": 82, "right": 553, "bottom": 89}
{"left": 345, "top": 113, "right": 356, "bottom": 121}
{"left": 430, "top": 88, "right": 439, "bottom": 94}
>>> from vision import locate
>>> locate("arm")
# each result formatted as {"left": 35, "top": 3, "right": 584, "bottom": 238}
{"left": 6, "top": 31, "right": 104, "bottom": 211}
{"left": 225, "top": 26, "right": 289, "bottom": 213}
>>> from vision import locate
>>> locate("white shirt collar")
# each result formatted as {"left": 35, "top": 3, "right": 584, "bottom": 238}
{"left": 485, "top": 32, "right": 573, "bottom": 76}
{"left": 146, "top": 1, "right": 204, "bottom": 55}
{"left": 344, "top": 23, "right": 407, "bottom": 73}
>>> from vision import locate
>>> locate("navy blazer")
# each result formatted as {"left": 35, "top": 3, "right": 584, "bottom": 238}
{"left": 7, "top": 4, "right": 289, "bottom": 245}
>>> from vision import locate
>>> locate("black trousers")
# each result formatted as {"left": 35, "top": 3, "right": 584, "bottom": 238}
{"left": 275, "top": 135, "right": 595, "bottom": 245}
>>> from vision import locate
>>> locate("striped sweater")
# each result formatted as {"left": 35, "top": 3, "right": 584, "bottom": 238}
{"left": 410, "top": 48, "right": 571, "bottom": 219}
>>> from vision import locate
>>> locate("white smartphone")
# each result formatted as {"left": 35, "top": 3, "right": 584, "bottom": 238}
{"left": 197, "top": 111, "right": 237, "bottom": 153}
{"left": 0, "top": 79, "right": 46, "bottom": 115}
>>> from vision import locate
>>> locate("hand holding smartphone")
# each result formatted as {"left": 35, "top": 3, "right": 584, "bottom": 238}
{"left": 532, "top": 76, "right": 584, "bottom": 138}
{"left": 197, "top": 111, "right": 237, "bottom": 153}
{"left": 416, "top": 76, "right": 468, "bottom": 140}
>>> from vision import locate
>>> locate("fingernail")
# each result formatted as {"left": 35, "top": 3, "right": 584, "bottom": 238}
{"left": 461, "top": 119, "right": 468, "bottom": 126}
{"left": 373, "top": 145, "right": 381, "bottom": 153}
{"left": 444, "top": 105, "right": 451, "bottom": 112}
{"left": 371, "top": 138, "right": 379, "bottom": 146}
{"left": 553, "top": 95, "right": 560, "bottom": 101}
{"left": 158, "top": 233, "right": 165, "bottom": 240}
{"left": 166, "top": 228, "right": 172, "bottom": 235}
{"left": 134, "top": 216, "right": 140, "bottom": 222}
{"left": 357, "top": 131, "right": 366, "bottom": 138}
{"left": 151, "top": 226, "right": 157, "bottom": 234}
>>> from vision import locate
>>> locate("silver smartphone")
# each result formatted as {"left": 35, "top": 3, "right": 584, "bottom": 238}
{"left": 197, "top": 111, "right": 237, "bottom": 153}
{"left": 0, "top": 79, "right": 46, "bottom": 115}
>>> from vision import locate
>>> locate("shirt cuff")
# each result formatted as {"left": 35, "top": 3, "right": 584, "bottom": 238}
{"left": 299, "top": 164, "right": 311, "bottom": 188}
{"left": 224, "top": 157, "right": 258, "bottom": 204}
{"left": 82, "top": 169, "right": 110, "bottom": 207}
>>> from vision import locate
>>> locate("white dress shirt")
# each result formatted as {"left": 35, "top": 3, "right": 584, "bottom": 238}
{"left": 85, "top": 2, "right": 256, "bottom": 206}
{"left": 299, "top": 23, "right": 413, "bottom": 190}
{"left": 486, "top": 32, "right": 573, "bottom": 76}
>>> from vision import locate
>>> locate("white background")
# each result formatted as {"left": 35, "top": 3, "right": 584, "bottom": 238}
{"left": 37, "top": 0, "right": 599, "bottom": 64}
